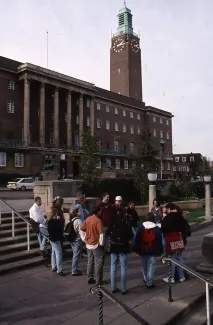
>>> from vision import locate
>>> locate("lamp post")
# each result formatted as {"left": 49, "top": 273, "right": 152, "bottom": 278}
{"left": 148, "top": 172, "right": 157, "bottom": 212}
{"left": 204, "top": 175, "right": 212, "bottom": 221}
{"left": 160, "top": 139, "right": 165, "bottom": 180}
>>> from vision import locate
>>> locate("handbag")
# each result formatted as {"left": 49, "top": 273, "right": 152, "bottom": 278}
{"left": 165, "top": 232, "right": 184, "bottom": 254}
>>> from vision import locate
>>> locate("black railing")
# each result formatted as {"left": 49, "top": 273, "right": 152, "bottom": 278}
{"left": 162, "top": 257, "right": 213, "bottom": 325}
{"left": 90, "top": 286, "right": 151, "bottom": 325}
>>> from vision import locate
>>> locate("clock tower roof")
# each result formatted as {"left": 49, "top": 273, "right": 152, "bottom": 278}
{"left": 116, "top": 3, "right": 134, "bottom": 36}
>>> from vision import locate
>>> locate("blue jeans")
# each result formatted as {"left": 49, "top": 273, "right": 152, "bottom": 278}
{"left": 38, "top": 227, "right": 49, "bottom": 251}
{"left": 71, "top": 239, "right": 83, "bottom": 274}
{"left": 141, "top": 255, "right": 156, "bottom": 286}
{"left": 162, "top": 234, "right": 166, "bottom": 256}
{"left": 132, "top": 227, "right": 138, "bottom": 245}
{"left": 170, "top": 252, "right": 184, "bottom": 280}
{"left": 110, "top": 253, "right": 128, "bottom": 292}
{"left": 51, "top": 241, "right": 62, "bottom": 273}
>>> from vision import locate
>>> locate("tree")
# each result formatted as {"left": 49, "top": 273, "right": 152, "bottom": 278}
{"left": 132, "top": 129, "right": 160, "bottom": 203}
{"left": 80, "top": 132, "right": 101, "bottom": 184}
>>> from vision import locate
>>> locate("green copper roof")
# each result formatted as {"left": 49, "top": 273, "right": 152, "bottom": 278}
{"left": 117, "top": 4, "right": 133, "bottom": 35}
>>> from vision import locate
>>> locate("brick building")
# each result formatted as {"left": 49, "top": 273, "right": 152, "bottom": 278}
{"left": 173, "top": 153, "right": 204, "bottom": 179}
{"left": 0, "top": 4, "right": 173, "bottom": 181}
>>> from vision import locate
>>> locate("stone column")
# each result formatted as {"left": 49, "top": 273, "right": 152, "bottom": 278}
{"left": 79, "top": 93, "right": 84, "bottom": 147}
{"left": 54, "top": 87, "right": 59, "bottom": 146}
{"left": 39, "top": 83, "right": 45, "bottom": 146}
{"left": 149, "top": 184, "right": 156, "bottom": 212}
{"left": 24, "top": 79, "right": 30, "bottom": 145}
{"left": 90, "top": 97, "right": 95, "bottom": 136}
{"left": 205, "top": 183, "right": 211, "bottom": 221}
{"left": 67, "top": 91, "right": 72, "bottom": 148}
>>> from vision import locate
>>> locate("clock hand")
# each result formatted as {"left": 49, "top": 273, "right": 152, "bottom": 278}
{"left": 117, "top": 41, "right": 125, "bottom": 47}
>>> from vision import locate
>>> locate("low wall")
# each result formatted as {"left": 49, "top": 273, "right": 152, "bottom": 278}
{"left": 135, "top": 199, "right": 211, "bottom": 216}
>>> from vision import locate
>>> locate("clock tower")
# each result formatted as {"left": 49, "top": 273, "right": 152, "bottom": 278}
{"left": 110, "top": 4, "right": 143, "bottom": 101}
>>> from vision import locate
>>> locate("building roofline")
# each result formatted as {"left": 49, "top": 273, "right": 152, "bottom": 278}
{"left": 146, "top": 105, "right": 173, "bottom": 117}
{"left": 17, "top": 62, "right": 96, "bottom": 91}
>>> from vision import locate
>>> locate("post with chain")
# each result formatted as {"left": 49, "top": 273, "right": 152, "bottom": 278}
{"left": 98, "top": 290, "right": 104, "bottom": 325}
{"left": 168, "top": 259, "right": 173, "bottom": 302}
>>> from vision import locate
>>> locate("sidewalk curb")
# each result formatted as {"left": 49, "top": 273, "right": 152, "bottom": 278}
{"left": 190, "top": 220, "right": 213, "bottom": 232}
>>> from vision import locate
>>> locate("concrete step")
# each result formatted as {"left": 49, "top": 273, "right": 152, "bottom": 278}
{"left": 0, "top": 216, "right": 26, "bottom": 224}
{"left": 0, "top": 226, "right": 33, "bottom": 238}
{"left": 0, "top": 233, "right": 37, "bottom": 247}
{"left": 122, "top": 276, "right": 213, "bottom": 325}
{"left": 0, "top": 256, "right": 45, "bottom": 276}
{"left": 0, "top": 221, "right": 27, "bottom": 230}
{"left": 0, "top": 239, "right": 39, "bottom": 254}
{"left": 0, "top": 247, "right": 41, "bottom": 265}
{"left": 173, "top": 282, "right": 213, "bottom": 325}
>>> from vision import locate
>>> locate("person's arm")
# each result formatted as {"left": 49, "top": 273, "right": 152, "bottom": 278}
{"left": 74, "top": 219, "right": 83, "bottom": 234}
{"left": 133, "top": 226, "right": 143, "bottom": 254}
{"left": 80, "top": 220, "right": 87, "bottom": 241}
{"left": 97, "top": 220, "right": 104, "bottom": 246}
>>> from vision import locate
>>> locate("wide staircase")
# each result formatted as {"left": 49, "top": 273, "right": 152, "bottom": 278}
{"left": 0, "top": 199, "right": 71, "bottom": 275}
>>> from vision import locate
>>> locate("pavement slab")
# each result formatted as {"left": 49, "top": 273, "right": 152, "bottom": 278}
{"left": 0, "top": 224, "right": 213, "bottom": 325}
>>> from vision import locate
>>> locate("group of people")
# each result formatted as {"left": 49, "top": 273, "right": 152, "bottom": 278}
{"left": 29, "top": 193, "right": 191, "bottom": 294}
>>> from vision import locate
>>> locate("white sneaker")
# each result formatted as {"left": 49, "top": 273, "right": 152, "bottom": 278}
{"left": 163, "top": 277, "right": 175, "bottom": 284}
{"left": 179, "top": 277, "right": 185, "bottom": 283}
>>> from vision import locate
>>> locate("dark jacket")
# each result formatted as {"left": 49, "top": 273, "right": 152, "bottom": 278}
{"left": 134, "top": 222, "right": 162, "bottom": 256}
{"left": 97, "top": 201, "right": 114, "bottom": 228}
{"left": 108, "top": 213, "right": 133, "bottom": 254}
{"left": 161, "top": 210, "right": 185, "bottom": 237}
{"left": 47, "top": 217, "right": 64, "bottom": 242}
{"left": 126, "top": 207, "right": 139, "bottom": 227}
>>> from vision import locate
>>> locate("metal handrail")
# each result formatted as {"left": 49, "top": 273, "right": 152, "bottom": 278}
{"left": 90, "top": 286, "right": 151, "bottom": 325}
{"left": 0, "top": 198, "right": 49, "bottom": 252}
{"left": 162, "top": 257, "right": 213, "bottom": 325}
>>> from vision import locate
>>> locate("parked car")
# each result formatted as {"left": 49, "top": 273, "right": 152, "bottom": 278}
{"left": 7, "top": 178, "right": 34, "bottom": 191}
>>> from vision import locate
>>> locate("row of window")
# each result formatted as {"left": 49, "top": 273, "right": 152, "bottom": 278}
{"left": 153, "top": 129, "right": 170, "bottom": 140}
{"left": 175, "top": 156, "right": 194, "bottom": 163}
{"left": 173, "top": 166, "right": 190, "bottom": 172}
{"left": 153, "top": 116, "right": 170, "bottom": 125}
{"left": 0, "top": 152, "right": 24, "bottom": 167}
{"left": 97, "top": 159, "right": 171, "bottom": 171}
{"left": 97, "top": 103, "right": 141, "bottom": 120}
{"left": 97, "top": 158, "right": 129, "bottom": 170}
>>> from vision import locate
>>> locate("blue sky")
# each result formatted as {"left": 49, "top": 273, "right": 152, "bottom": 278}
{"left": 1, "top": 0, "right": 213, "bottom": 158}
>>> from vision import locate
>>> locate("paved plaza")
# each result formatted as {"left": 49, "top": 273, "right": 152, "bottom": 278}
{"left": 0, "top": 225, "right": 212, "bottom": 325}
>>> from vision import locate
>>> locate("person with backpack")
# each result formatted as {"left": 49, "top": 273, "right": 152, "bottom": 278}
{"left": 161, "top": 202, "right": 186, "bottom": 283}
{"left": 47, "top": 207, "right": 64, "bottom": 276}
{"left": 64, "top": 208, "right": 83, "bottom": 276}
{"left": 134, "top": 213, "right": 162, "bottom": 289}
{"left": 108, "top": 196, "right": 133, "bottom": 295}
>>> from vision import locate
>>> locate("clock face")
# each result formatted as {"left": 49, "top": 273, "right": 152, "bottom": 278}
{"left": 131, "top": 39, "right": 140, "bottom": 53}
{"left": 112, "top": 38, "right": 125, "bottom": 53}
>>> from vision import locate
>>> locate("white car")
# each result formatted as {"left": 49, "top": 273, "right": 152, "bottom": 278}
{"left": 7, "top": 178, "right": 35, "bottom": 191}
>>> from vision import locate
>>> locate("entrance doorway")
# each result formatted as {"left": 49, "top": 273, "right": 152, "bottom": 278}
{"left": 60, "top": 160, "right": 67, "bottom": 179}
{"left": 73, "top": 161, "right": 80, "bottom": 178}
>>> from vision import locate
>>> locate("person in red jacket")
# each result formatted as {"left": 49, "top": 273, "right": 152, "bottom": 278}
{"left": 98, "top": 192, "right": 114, "bottom": 253}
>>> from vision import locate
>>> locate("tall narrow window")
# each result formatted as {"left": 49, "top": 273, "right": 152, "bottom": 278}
{"left": 8, "top": 80, "right": 15, "bottom": 90}
{"left": 7, "top": 101, "right": 14, "bottom": 113}
{"left": 14, "top": 153, "right": 24, "bottom": 167}
{"left": 0, "top": 152, "right": 6, "bottom": 167}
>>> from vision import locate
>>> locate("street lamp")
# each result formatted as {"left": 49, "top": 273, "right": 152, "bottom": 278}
{"left": 160, "top": 139, "right": 165, "bottom": 180}
{"left": 148, "top": 172, "right": 157, "bottom": 211}
{"left": 204, "top": 175, "right": 212, "bottom": 221}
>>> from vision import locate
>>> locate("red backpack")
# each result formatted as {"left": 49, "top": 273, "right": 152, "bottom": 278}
{"left": 142, "top": 229, "right": 156, "bottom": 252}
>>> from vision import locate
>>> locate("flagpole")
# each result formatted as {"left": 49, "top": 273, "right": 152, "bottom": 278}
{"left": 46, "top": 31, "right": 49, "bottom": 69}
